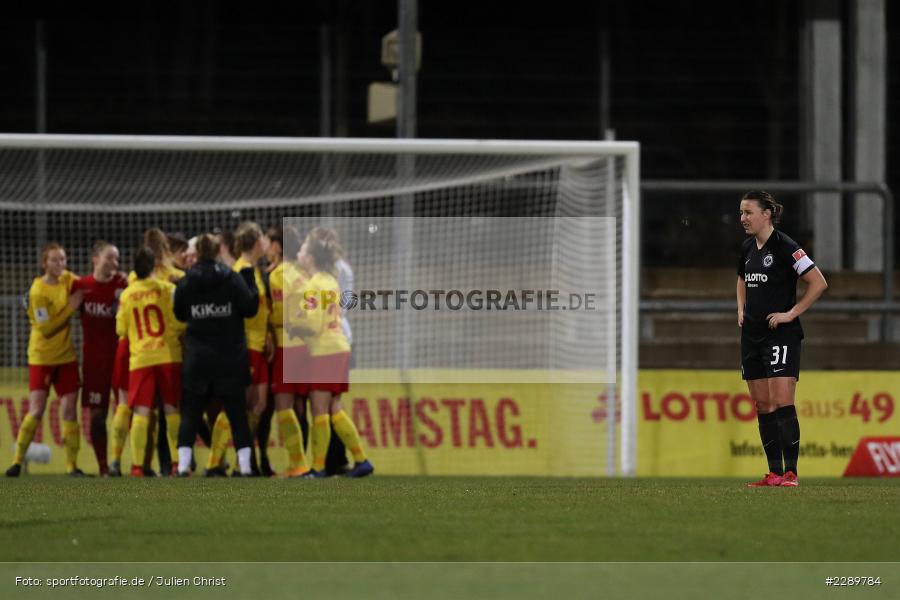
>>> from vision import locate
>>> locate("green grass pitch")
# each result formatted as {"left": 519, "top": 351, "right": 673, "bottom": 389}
{"left": 2, "top": 476, "right": 898, "bottom": 562}
{"left": 2, "top": 477, "right": 898, "bottom": 599}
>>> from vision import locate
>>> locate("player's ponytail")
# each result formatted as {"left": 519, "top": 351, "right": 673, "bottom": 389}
{"left": 196, "top": 233, "right": 219, "bottom": 262}
{"left": 143, "top": 227, "right": 173, "bottom": 268}
{"left": 741, "top": 190, "right": 783, "bottom": 225}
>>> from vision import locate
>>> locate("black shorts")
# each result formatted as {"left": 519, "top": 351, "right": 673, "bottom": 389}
{"left": 741, "top": 327, "right": 802, "bottom": 381}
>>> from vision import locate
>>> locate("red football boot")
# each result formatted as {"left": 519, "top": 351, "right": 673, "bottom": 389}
{"left": 747, "top": 472, "right": 783, "bottom": 487}
{"left": 780, "top": 471, "right": 799, "bottom": 486}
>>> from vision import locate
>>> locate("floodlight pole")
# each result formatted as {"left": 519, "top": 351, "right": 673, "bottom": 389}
{"left": 35, "top": 20, "right": 48, "bottom": 262}
{"left": 397, "top": 0, "right": 417, "bottom": 139}
{"left": 394, "top": 0, "right": 419, "bottom": 471}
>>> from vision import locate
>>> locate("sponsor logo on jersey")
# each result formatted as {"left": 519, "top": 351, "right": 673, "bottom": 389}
{"left": 190, "top": 302, "right": 233, "bottom": 319}
{"left": 763, "top": 254, "right": 774, "bottom": 268}
{"left": 792, "top": 248, "right": 807, "bottom": 262}
{"left": 84, "top": 301, "right": 114, "bottom": 318}
{"left": 744, "top": 273, "right": 768, "bottom": 283}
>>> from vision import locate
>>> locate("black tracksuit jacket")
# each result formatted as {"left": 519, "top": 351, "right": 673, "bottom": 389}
{"left": 173, "top": 259, "right": 259, "bottom": 393}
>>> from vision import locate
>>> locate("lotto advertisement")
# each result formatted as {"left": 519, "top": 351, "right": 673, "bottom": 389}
{"left": 1, "top": 369, "right": 897, "bottom": 477}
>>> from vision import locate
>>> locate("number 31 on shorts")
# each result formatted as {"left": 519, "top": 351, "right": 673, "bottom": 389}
{"left": 770, "top": 345, "right": 788, "bottom": 365}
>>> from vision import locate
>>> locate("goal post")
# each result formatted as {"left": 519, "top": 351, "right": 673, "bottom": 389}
{"left": 0, "top": 134, "right": 639, "bottom": 476}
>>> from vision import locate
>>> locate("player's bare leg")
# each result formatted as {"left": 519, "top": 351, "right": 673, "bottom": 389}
{"left": 7, "top": 390, "right": 49, "bottom": 476}
{"left": 768, "top": 377, "right": 796, "bottom": 409}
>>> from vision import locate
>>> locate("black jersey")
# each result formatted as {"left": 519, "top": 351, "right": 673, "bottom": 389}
{"left": 738, "top": 229, "right": 815, "bottom": 339}
{"left": 173, "top": 259, "right": 259, "bottom": 391}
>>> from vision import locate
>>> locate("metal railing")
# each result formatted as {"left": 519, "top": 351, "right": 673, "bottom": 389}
{"left": 640, "top": 180, "right": 896, "bottom": 342}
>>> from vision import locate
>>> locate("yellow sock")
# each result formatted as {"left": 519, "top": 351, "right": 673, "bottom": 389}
{"left": 332, "top": 410, "right": 367, "bottom": 462}
{"left": 130, "top": 414, "right": 150, "bottom": 473}
{"left": 276, "top": 409, "right": 307, "bottom": 472}
{"left": 13, "top": 414, "right": 40, "bottom": 465}
{"left": 111, "top": 403, "right": 132, "bottom": 461}
{"left": 165, "top": 412, "right": 181, "bottom": 471}
{"left": 311, "top": 414, "right": 331, "bottom": 471}
{"left": 62, "top": 419, "right": 80, "bottom": 472}
{"left": 207, "top": 412, "right": 231, "bottom": 469}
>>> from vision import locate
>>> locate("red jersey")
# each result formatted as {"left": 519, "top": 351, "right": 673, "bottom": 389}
{"left": 73, "top": 272, "right": 128, "bottom": 359}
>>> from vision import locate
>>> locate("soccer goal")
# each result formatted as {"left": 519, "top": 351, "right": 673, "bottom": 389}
{"left": 0, "top": 134, "right": 639, "bottom": 476}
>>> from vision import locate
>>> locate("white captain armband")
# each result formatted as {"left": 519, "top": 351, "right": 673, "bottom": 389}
{"left": 791, "top": 248, "right": 815, "bottom": 275}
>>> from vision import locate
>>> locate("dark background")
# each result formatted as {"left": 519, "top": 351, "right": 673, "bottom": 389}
{"left": 0, "top": 1, "right": 895, "bottom": 266}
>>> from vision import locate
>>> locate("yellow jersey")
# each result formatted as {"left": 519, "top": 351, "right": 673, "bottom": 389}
{"left": 268, "top": 261, "right": 309, "bottom": 349}
{"left": 234, "top": 256, "right": 270, "bottom": 353}
{"left": 115, "top": 278, "right": 185, "bottom": 370}
{"left": 288, "top": 271, "right": 349, "bottom": 357}
{"left": 26, "top": 270, "right": 78, "bottom": 365}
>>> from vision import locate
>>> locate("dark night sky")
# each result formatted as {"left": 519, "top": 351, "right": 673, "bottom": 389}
{"left": 0, "top": 1, "right": 897, "bottom": 264}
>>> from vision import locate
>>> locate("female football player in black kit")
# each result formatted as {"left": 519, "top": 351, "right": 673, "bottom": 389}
{"left": 173, "top": 233, "right": 260, "bottom": 477}
{"left": 737, "top": 191, "right": 828, "bottom": 487}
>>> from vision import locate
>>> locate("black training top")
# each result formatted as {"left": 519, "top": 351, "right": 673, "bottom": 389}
{"left": 737, "top": 229, "right": 815, "bottom": 340}
{"left": 174, "top": 259, "right": 259, "bottom": 391}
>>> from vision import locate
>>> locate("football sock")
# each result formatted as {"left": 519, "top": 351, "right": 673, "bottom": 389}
{"left": 130, "top": 414, "right": 150, "bottom": 474}
{"left": 237, "top": 446, "right": 252, "bottom": 475}
{"left": 757, "top": 410, "right": 783, "bottom": 475}
{"left": 111, "top": 403, "right": 132, "bottom": 461}
{"left": 332, "top": 410, "right": 366, "bottom": 462}
{"left": 90, "top": 412, "right": 108, "bottom": 473}
{"left": 13, "top": 414, "right": 39, "bottom": 465}
{"left": 311, "top": 414, "right": 331, "bottom": 472}
{"left": 276, "top": 409, "right": 307, "bottom": 471}
{"left": 775, "top": 404, "right": 800, "bottom": 475}
{"left": 164, "top": 412, "right": 181, "bottom": 471}
{"left": 62, "top": 419, "right": 80, "bottom": 472}
{"left": 207, "top": 412, "right": 231, "bottom": 469}
{"left": 177, "top": 447, "right": 192, "bottom": 474}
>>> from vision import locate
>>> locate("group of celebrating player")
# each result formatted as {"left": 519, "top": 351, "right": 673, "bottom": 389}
{"left": 6, "top": 222, "right": 374, "bottom": 479}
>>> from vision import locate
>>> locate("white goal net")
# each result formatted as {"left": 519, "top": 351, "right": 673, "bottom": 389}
{"left": 0, "top": 135, "right": 639, "bottom": 476}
